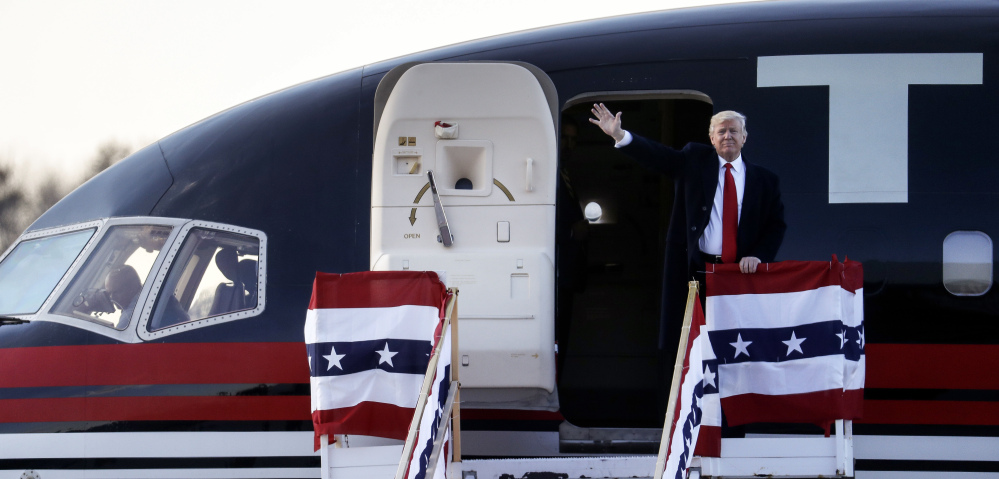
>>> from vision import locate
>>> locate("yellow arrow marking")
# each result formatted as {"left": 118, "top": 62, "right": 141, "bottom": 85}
{"left": 493, "top": 179, "right": 515, "bottom": 202}
{"left": 414, "top": 182, "right": 431, "bottom": 204}
{"left": 408, "top": 179, "right": 513, "bottom": 227}
{"left": 405, "top": 182, "right": 432, "bottom": 227}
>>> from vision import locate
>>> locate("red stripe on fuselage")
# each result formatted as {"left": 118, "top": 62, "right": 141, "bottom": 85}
{"left": 0, "top": 342, "right": 310, "bottom": 387}
{"left": 859, "top": 400, "right": 999, "bottom": 425}
{"left": 866, "top": 343, "right": 999, "bottom": 390}
{"left": 861, "top": 344, "right": 999, "bottom": 425}
{"left": 0, "top": 396, "right": 310, "bottom": 423}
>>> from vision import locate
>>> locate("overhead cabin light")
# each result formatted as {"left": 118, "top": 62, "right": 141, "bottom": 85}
{"left": 584, "top": 202, "right": 602, "bottom": 223}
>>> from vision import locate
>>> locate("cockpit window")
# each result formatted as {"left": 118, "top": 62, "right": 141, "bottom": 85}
{"left": 148, "top": 228, "right": 260, "bottom": 331}
{"left": 0, "top": 229, "right": 96, "bottom": 315}
{"left": 51, "top": 225, "right": 172, "bottom": 330}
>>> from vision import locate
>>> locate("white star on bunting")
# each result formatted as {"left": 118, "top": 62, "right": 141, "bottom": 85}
{"left": 703, "top": 364, "right": 717, "bottom": 389}
{"left": 782, "top": 331, "right": 806, "bottom": 356}
{"left": 836, "top": 329, "right": 848, "bottom": 349}
{"left": 376, "top": 342, "right": 399, "bottom": 367}
{"left": 324, "top": 346, "right": 346, "bottom": 371}
{"left": 730, "top": 333, "right": 752, "bottom": 358}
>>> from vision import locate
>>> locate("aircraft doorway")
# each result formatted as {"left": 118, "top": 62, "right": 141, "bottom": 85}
{"left": 557, "top": 95, "right": 713, "bottom": 428}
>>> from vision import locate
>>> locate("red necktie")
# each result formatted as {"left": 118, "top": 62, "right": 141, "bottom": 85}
{"left": 722, "top": 163, "right": 738, "bottom": 264}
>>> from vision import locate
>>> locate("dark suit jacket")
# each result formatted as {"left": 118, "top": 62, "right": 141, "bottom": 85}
{"left": 621, "top": 134, "right": 786, "bottom": 347}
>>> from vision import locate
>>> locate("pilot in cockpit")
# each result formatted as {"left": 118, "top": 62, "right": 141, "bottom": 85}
{"left": 104, "top": 265, "right": 142, "bottom": 320}
{"left": 104, "top": 264, "right": 190, "bottom": 328}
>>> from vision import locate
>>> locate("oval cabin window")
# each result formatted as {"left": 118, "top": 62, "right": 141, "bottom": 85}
{"left": 943, "top": 231, "right": 993, "bottom": 296}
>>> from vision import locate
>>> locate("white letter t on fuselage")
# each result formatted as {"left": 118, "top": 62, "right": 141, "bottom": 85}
{"left": 758, "top": 53, "right": 983, "bottom": 204}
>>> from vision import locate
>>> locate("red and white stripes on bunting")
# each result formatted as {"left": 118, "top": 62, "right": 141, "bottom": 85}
{"left": 663, "top": 293, "right": 718, "bottom": 479}
{"left": 704, "top": 257, "right": 864, "bottom": 427}
{"left": 405, "top": 324, "right": 452, "bottom": 479}
{"left": 304, "top": 271, "right": 449, "bottom": 449}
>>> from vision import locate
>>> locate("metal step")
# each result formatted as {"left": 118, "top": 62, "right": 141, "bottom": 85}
{"left": 558, "top": 423, "right": 662, "bottom": 454}
{"left": 456, "top": 455, "right": 656, "bottom": 479}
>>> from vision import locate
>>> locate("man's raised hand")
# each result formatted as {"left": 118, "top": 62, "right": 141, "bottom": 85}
{"left": 589, "top": 103, "right": 625, "bottom": 143}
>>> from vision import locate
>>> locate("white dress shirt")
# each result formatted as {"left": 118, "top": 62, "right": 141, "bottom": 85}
{"left": 699, "top": 155, "right": 745, "bottom": 255}
{"left": 614, "top": 130, "right": 634, "bottom": 148}
{"left": 614, "top": 130, "right": 745, "bottom": 255}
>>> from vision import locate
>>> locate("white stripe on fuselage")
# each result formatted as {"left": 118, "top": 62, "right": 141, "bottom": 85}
{"left": 0, "top": 468, "right": 320, "bottom": 479}
{"left": 0, "top": 431, "right": 317, "bottom": 459}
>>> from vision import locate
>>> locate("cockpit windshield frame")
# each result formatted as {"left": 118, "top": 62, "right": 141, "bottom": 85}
{"left": 0, "top": 220, "right": 104, "bottom": 318}
{"left": 136, "top": 220, "right": 267, "bottom": 341}
{"left": 50, "top": 223, "right": 176, "bottom": 331}
{"left": 0, "top": 217, "right": 266, "bottom": 343}
{"left": 9, "top": 217, "right": 187, "bottom": 343}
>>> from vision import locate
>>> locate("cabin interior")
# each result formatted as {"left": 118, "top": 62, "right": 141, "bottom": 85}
{"left": 556, "top": 97, "right": 712, "bottom": 428}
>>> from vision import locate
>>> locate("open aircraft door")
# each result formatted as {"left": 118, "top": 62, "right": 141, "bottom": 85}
{"left": 371, "top": 62, "right": 558, "bottom": 409}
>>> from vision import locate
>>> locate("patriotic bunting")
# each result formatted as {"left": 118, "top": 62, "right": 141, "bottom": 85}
{"left": 304, "top": 271, "right": 449, "bottom": 449}
{"left": 705, "top": 257, "right": 864, "bottom": 426}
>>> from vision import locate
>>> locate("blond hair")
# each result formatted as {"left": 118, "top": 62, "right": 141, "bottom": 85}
{"left": 709, "top": 110, "right": 747, "bottom": 136}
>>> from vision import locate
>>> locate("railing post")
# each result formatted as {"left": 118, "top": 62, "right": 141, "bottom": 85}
{"left": 450, "top": 288, "right": 461, "bottom": 463}
{"left": 320, "top": 434, "right": 331, "bottom": 479}
{"left": 394, "top": 290, "right": 459, "bottom": 479}
{"left": 654, "top": 281, "right": 699, "bottom": 479}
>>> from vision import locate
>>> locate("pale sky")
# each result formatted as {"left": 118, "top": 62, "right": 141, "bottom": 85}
{"left": 0, "top": 0, "right": 756, "bottom": 185}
